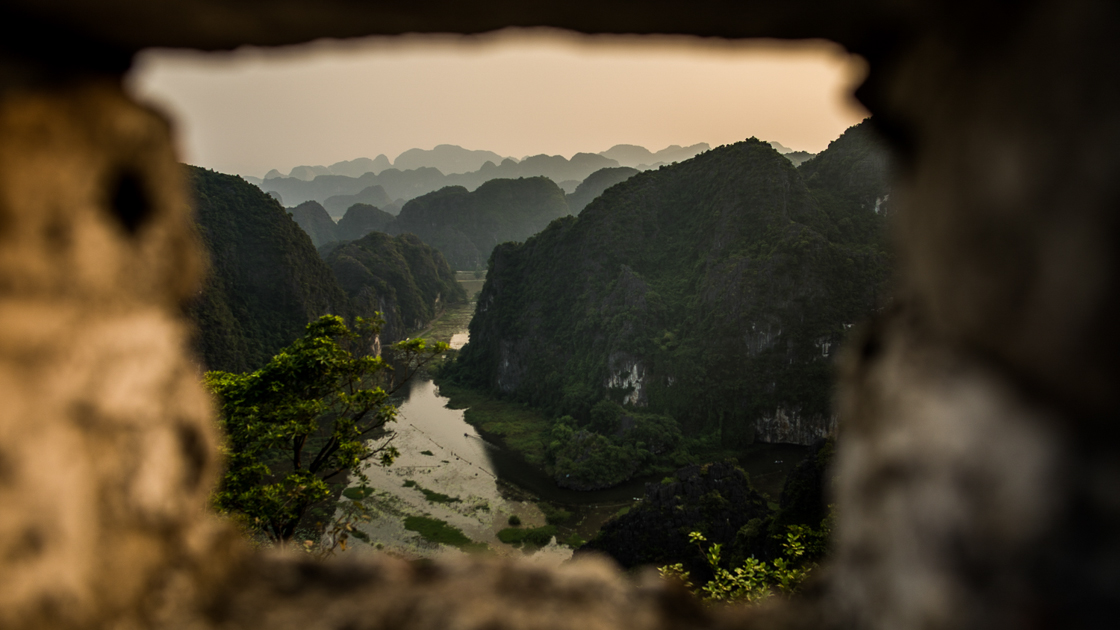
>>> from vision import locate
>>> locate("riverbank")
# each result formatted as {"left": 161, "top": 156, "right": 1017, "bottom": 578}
{"left": 334, "top": 273, "right": 601, "bottom": 563}
{"left": 436, "top": 378, "right": 810, "bottom": 500}
{"left": 334, "top": 271, "right": 809, "bottom": 562}
{"left": 336, "top": 377, "right": 576, "bottom": 565}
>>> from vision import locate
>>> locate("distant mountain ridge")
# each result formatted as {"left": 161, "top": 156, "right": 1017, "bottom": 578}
{"left": 188, "top": 166, "right": 465, "bottom": 373}
{"left": 599, "top": 143, "right": 709, "bottom": 168}
{"left": 287, "top": 166, "right": 641, "bottom": 270}
{"left": 249, "top": 143, "right": 712, "bottom": 207}
{"left": 389, "top": 176, "right": 571, "bottom": 271}
{"left": 323, "top": 185, "right": 393, "bottom": 218}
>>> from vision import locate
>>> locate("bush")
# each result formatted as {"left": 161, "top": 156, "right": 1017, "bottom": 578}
{"left": 497, "top": 525, "right": 557, "bottom": 547}
{"left": 508, "top": 514, "right": 522, "bottom": 526}
{"left": 563, "top": 533, "right": 587, "bottom": 548}
{"left": 538, "top": 502, "right": 571, "bottom": 525}
{"left": 658, "top": 526, "right": 820, "bottom": 603}
{"left": 404, "top": 516, "right": 487, "bottom": 552}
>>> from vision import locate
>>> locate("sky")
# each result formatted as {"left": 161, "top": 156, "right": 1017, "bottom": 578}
{"left": 127, "top": 29, "right": 869, "bottom": 179}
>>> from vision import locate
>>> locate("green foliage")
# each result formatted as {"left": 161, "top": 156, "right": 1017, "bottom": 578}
{"left": 403, "top": 479, "right": 460, "bottom": 504}
{"left": 188, "top": 166, "right": 353, "bottom": 373}
{"left": 448, "top": 126, "right": 892, "bottom": 462}
{"left": 567, "top": 166, "right": 640, "bottom": 213}
{"left": 336, "top": 203, "right": 395, "bottom": 241}
{"left": 562, "top": 533, "right": 588, "bottom": 548}
{"left": 497, "top": 525, "right": 557, "bottom": 547}
{"left": 659, "top": 526, "right": 821, "bottom": 604}
{"left": 394, "top": 177, "right": 571, "bottom": 271}
{"left": 420, "top": 450, "right": 434, "bottom": 456}
{"left": 326, "top": 231, "right": 466, "bottom": 342}
{"left": 208, "top": 314, "right": 447, "bottom": 544}
{"left": 439, "top": 383, "right": 552, "bottom": 465}
{"left": 548, "top": 408, "right": 684, "bottom": 489}
{"left": 536, "top": 502, "right": 571, "bottom": 525}
{"left": 404, "top": 516, "right": 487, "bottom": 552}
{"left": 289, "top": 200, "right": 340, "bottom": 248}
{"left": 508, "top": 514, "right": 521, "bottom": 526}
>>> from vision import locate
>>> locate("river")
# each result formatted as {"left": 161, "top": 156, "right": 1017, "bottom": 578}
{"left": 343, "top": 281, "right": 809, "bottom": 562}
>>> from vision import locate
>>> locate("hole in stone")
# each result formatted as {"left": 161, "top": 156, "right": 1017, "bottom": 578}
{"left": 176, "top": 422, "right": 209, "bottom": 491}
{"left": 108, "top": 169, "right": 152, "bottom": 235}
{"left": 860, "top": 334, "right": 882, "bottom": 362}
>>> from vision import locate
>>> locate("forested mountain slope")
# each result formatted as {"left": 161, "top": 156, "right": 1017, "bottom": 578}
{"left": 390, "top": 177, "right": 571, "bottom": 271}
{"left": 336, "top": 203, "right": 395, "bottom": 242}
{"left": 325, "top": 232, "right": 466, "bottom": 341}
{"left": 566, "top": 167, "right": 639, "bottom": 213}
{"left": 289, "top": 200, "right": 339, "bottom": 248}
{"left": 187, "top": 167, "right": 352, "bottom": 373}
{"left": 451, "top": 122, "right": 892, "bottom": 447}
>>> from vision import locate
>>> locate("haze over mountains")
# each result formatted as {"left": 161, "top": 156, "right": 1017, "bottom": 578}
{"left": 252, "top": 141, "right": 817, "bottom": 219}
{"left": 272, "top": 140, "right": 824, "bottom": 274}
{"left": 251, "top": 142, "right": 722, "bottom": 211}
{"left": 253, "top": 143, "right": 712, "bottom": 184}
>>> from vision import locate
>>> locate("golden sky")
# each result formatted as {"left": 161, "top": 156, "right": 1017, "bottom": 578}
{"left": 128, "top": 29, "right": 869, "bottom": 178}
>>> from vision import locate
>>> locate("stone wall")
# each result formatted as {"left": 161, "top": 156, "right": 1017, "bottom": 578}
{"left": 0, "top": 1, "right": 1117, "bottom": 629}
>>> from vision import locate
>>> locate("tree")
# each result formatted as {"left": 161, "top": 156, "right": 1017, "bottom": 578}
{"left": 206, "top": 314, "right": 446, "bottom": 544}
{"left": 659, "top": 526, "right": 822, "bottom": 604}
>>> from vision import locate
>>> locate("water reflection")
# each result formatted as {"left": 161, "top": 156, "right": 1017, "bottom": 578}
{"left": 394, "top": 377, "right": 651, "bottom": 506}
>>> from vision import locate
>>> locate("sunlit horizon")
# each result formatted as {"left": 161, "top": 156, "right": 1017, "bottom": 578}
{"left": 128, "top": 29, "right": 869, "bottom": 179}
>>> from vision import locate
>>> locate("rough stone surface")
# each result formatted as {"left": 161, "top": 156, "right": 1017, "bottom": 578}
{"left": 0, "top": 80, "right": 229, "bottom": 629}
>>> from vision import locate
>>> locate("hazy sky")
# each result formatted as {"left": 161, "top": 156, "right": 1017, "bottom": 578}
{"left": 127, "top": 29, "right": 869, "bottom": 178}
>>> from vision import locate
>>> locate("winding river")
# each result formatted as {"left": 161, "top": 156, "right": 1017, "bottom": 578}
{"left": 347, "top": 282, "right": 808, "bottom": 560}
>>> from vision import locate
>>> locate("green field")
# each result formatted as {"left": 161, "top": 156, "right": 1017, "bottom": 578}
{"left": 403, "top": 479, "right": 460, "bottom": 504}
{"left": 497, "top": 525, "right": 557, "bottom": 547}
{"left": 403, "top": 516, "right": 487, "bottom": 552}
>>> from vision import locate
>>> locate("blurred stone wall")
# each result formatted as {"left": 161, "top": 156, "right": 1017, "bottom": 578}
{"left": 0, "top": 1, "right": 1116, "bottom": 629}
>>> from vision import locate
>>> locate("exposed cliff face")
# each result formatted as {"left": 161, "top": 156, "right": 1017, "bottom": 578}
{"left": 289, "top": 200, "right": 339, "bottom": 247}
{"left": 187, "top": 167, "right": 352, "bottom": 373}
{"left": 754, "top": 408, "right": 838, "bottom": 445}
{"left": 392, "top": 177, "right": 571, "bottom": 271}
{"left": 325, "top": 232, "right": 466, "bottom": 342}
{"left": 455, "top": 123, "right": 891, "bottom": 446}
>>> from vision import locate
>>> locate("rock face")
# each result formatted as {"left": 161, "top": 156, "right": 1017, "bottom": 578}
{"left": 755, "top": 408, "right": 839, "bottom": 444}
{"left": 336, "top": 202, "right": 395, "bottom": 242}
{"left": 325, "top": 232, "right": 466, "bottom": 342}
{"left": 188, "top": 167, "right": 352, "bottom": 373}
{"left": 289, "top": 200, "right": 339, "bottom": 247}
{"left": 392, "top": 177, "right": 572, "bottom": 271}
{"left": 455, "top": 125, "right": 892, "bottom": 446}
